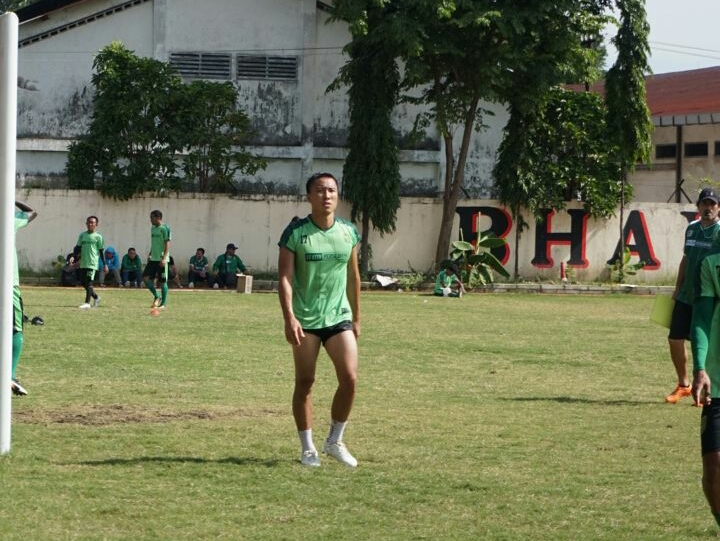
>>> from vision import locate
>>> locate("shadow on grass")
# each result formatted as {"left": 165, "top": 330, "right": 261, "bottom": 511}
{"left": 507, "top": 396, "right": 660, "bottom": 406}
{"left": 72, "top": 456, "right": 280, "bottom": 467}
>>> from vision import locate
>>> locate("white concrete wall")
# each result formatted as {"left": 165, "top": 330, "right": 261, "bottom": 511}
{"left": 14, "top": 190, "right": 694, "bottom": 284}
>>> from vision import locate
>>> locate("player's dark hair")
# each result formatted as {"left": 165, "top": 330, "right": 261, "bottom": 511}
{"left": 150, "top": 209, "right": 163, "bottom": 219}
{"left": 305, "top": 172, "right": 338, "bottom": 194}
{"left": 197, "top": 247, "right": 205, "bottom": 254}
{"left": 86, "top": 215, "right": 98, "bottom": 224}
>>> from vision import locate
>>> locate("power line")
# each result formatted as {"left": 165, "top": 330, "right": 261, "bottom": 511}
{"left": 650, "top": 40, "right": 720, "bottom": 55}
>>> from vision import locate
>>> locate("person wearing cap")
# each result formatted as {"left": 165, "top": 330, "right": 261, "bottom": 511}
{"left": 690, "top": 224, "right": 720, "bottom": 528}
{"left": 433, "top": 262, "right": 466, "bottom": 298}
{"left": 278, "top": 172, "right": 362, "bottom": 468}
{"left": 665, "top": 187, "right": 720, "bottom": 404}
{"left": 211, "top": 243, "right": 247, "bottom": 289}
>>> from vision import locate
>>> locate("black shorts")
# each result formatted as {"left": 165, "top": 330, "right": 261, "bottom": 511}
{"left": 668, "top": 300, "right": 692, "bottom": 340}
{"left": 143, "top": 261, "right": 168, "bottom": 283}
{"left": 701, "top": 401, "right": 720, "bottom": 455}
{"left": 304, "top": 321, "right": 353, "bottom": 345}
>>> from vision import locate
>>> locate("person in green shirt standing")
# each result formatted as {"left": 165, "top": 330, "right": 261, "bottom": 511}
{"left": 12, "top": 200, "right": 38, "bottom": 395}
{"left": 77, "top": 215, "right": 107, "bottom": 309}
{"left": 691, "top": 235, "right": 720, "bottom": 529}
{"left": 142, "top": 209, "right": 172, "bottom": 309}
{"left": 211, "top": 243, "right": 247, "bottom": 289}
{"left": 666, "top": 188, "right": 720, "bottom": 403}
{"left": 278, "top": 172, "right": 361, "bottom": 468}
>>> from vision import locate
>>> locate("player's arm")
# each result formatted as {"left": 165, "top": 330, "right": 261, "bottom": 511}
{"left": 691, "top": 260, "right": 714, "bottom": 406}
{"left": 278, "top": 246, "right": 303, "bottom": 346}
{"left": 161, "top": 239, "right": 171, "bottom": 265}
{"left": 673, "top": 255, "right": 686, "bottom": 300}
{"left": 15, "top": 200, "right": 38, "bottom": 222}
{"left": 346, "top": 245, "right": 361, "bottom": 339}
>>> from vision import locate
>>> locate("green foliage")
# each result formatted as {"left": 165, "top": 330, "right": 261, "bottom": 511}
{"left": 66, "top": 42, "right": 265, "bottom": 200}
{"left": 179, "top": 80, "right": 266, "bottom": 193}
{"left": 330, "top": 2, "right": 402, "bottom": 276}
{"left": 605, "top": 0, "right": 653, "bottom": 172}
{"left": 449, "top": 229, "right": 510, "bottom": 287}
{"left": 607, "top": 245, "right": 645, "bottom": 283}
{"left": 494, "top": 87, "right": 626, "bottom": 220}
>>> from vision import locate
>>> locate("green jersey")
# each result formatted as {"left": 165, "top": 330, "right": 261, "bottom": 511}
{"left": 190, "top": 255, "right": 208, "bottom": 271}
{"left": 212, "top": 253, "right": 246, "bottom": 274}
{"left": 434, "top": 269, "right": 460, "bottom": 295}
{"left": 121, "top": 253, "right": 142, "bottom": 272}
{"left": 678, "top": 219, "right": 720, "bottom": 305}
{"left": 278, "top": 216, "right": 360, "bottom": 329}
{"left": 692, "top": 251, "right": 720, "bottom": 396}
{"left": 77, "top": 230, "right": 104, "bottom": 270}
{"left": 150, "top": 224, "right": 171, "bottom": 261}
{"left": 14, "top": 211, "right": 30, "bottom": 286}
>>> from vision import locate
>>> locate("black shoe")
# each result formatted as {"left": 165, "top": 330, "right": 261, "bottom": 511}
{"left": 11, "top": 379, "right": 27, "bottom": 396}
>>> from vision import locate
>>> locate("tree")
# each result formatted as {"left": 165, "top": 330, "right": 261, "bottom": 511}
{"left": 67, "top": 42, "right": 185, "bottom": 200}
{"left": 604, "top": 0, "right": 653, "bottom": 272}
{"left": 179, "top": 80, "right": 266, "bottom": 193}
{"left": 390, "top": 1, "right": 612, "bottom": 267}
{"left": 330, "top": 1, "right": 402, "bottom": 276}
{"left": 67, "top": 42, "right": 266, "bottom": 199}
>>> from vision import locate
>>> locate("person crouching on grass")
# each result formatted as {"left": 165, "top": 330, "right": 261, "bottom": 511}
{"left": 433, "top": 263, "right": 466, "bottom": 298}
{"left": 277, "top": 172, "right": 361, "bottom": 468}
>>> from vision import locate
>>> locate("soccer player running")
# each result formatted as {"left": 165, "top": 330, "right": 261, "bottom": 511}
{"left": 691, "top": 232, "right": 720, "bottom": 529}
{"left": 77, "top": 215, "right": 106, "bottom": 309}
{"left": 11, "top": 201, "right": 38, "bottom": 395}
{"left": 143, "top": 210, "right": 172, "bottom": 309}
{"left": 278, "top": 172, "right": 361, "bottom": 468}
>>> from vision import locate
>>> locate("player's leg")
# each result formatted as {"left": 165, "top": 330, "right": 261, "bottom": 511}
{"left": 666, "top": 301, "right": 692, "bottom": 403}
{"left": 323, "top": 326, "right": 359, "bottom": 467}
{"left": 159, "top": 262, "right": 169, "bottom": 307}
{"left": 143, "top": 262, "right": 159, "bottom": 303}
{"left": 10, "top": 287, "right": 27, "bottom": 396}
{"left": 292, "top": 334, "right": 321, "bottom": 465}
{"left": 79, "top": 269, "right": 96, "bottom": 308}
{"left": 701, "top": 403, "right": 720, "bottom": 526}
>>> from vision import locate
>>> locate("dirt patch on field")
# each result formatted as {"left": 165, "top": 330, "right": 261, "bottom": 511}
{"left": 13, "top": 403, "right": 284, "bottom": 426}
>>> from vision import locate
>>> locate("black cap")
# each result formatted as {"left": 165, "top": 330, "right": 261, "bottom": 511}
{"left": 226, "top": 243, "right": 237, "bottom": 250}
{"left": 698, "top": 188, "right": 720, "bottom": 204}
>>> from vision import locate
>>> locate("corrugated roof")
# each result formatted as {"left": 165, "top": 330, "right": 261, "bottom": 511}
{"left": 577, "top": 66, "right": 720, "bottom": 119}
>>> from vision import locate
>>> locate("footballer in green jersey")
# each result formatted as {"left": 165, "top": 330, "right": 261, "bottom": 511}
{"left": 143, "top": 210, "right": 172, "bottom": 308}
{"left": 278, "top": 172, "right": 361, "bottom": 468}
{"left": 76, "top": 215, "right": 106, "bottom": 309}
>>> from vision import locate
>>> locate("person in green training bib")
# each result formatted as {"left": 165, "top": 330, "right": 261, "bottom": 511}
{"left": 666, "top": 188, "right": 720, "bottom": 404}
{"left": 278, "top": 172, "right": 361, "bottom": 468}
{"left": 142, "top": 209, "right": 172, "bottom": 309}
{"left": 690, "top": 230, "right": 720, "bottom": 529}
{"left": 433, "top": 262, "right": 466, "bottom": 298}
{"left": 76, "top": 215, "right": 107, "bottom": 309}
{"left": 12, "top": 200, "right": 38, "bottom": 396}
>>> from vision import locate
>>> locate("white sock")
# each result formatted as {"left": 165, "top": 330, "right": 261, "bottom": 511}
{"left": 326, "top": 419, "right": 347, "bottom": 444}
{"left": 298, "top": 429, "right": 316, "bottom": 453}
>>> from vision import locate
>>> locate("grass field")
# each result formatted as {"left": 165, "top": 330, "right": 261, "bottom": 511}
{"left": 0, "top": 287, "right": 711, "bottom": 540}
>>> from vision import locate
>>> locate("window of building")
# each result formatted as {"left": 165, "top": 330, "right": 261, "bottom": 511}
{"left": 169, "top": 53, "right": 232, "bottom": 80}
{"left": 684, "top": 142, "right": 709, "bottom": 157}
{"left": 714, "top": 141, "right": 720, "bottom": 156}
{"left": 236, "top": 56, "right": 298, "bottom": 81}
{"left": 655, "top": 144, "right": 676, "bottom": 159}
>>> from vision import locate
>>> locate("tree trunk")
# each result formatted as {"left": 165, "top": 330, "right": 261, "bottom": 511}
{"left": 434, "top": 99, "right": 479, "bottom": 267}
{"left": 359, "top": 213, "right": 371, "bottom": 278}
